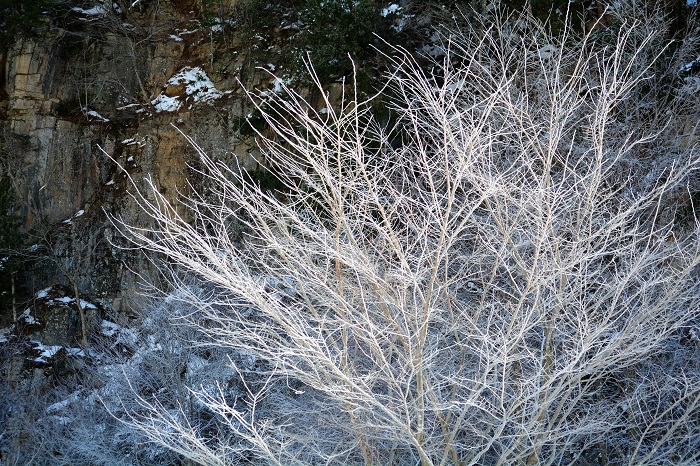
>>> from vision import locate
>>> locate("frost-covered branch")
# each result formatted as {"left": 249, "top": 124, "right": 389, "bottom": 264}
{"left": 114, "top": 11, "right": 700, "bottom": 466}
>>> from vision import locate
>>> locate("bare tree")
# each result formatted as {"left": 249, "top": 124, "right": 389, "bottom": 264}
{"left": 114, "top": 11, "right": 700, "bottom": 466}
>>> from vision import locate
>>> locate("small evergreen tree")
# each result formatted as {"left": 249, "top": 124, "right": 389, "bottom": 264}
{"left": 299, "top": 0, "right": 381, "bottom": 81}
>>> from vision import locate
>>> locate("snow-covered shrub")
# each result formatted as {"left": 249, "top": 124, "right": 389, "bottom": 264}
{"left": 58, "top": 287, "right": 250, "bottom": 465}
{"left": 117, "top": 11, "right": 700, "bottom": 466}
{"left": 0, "top": 284, "right": 251, "bottom": 465}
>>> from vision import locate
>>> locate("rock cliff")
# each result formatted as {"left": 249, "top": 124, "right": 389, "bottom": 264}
{"left": 0, "top": 0, "right": 306, "bottom": 321}
{"left": 0, "top": 0, "right": 696, "bottom": 350}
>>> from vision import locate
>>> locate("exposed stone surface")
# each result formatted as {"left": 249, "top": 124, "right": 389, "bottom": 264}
{"left": 0, "top": 284, "right": 98, "bottom": 399}
{"left": 27, "top": 285, "right": 101, "bottom": 347}
{"left": 0, "top": 1, "right": 295, "bottom": 325}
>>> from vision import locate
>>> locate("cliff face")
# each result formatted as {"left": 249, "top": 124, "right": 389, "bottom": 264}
{"left": 0, "top": 1, "right": 287, "bottom": 318}
{"left": 0, "top": 1, "right": 696, "bottom": 326}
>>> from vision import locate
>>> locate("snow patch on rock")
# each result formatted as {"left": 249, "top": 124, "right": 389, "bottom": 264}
{"left": 151, "top": 67, "right": 223, "bottom": 113}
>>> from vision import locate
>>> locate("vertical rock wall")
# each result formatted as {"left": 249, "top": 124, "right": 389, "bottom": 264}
{"left": 0, "top": 1, "right": 277, "bottom": 320}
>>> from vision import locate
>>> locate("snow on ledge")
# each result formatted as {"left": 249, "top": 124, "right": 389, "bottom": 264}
{"left": 53, "top": 296, "right": 98, "bottom": 309}
{"left": 152, "top": 94, "right": 182, "bottom": 113}
{"left": 0, "top": 327, "right": 10, "bottom": 343}
{"left": 19, "top": 309, "right": 38, "bottom": 325}
{"left": 71, "top": 5, "right": 108, "bottom": 17}
{"left": 381, "top": 4, "right": 401, "bottom": 16}
{"left": 84, "top": 109, "right": 110, "bottom": 122}
{"left": 32, "top": 342, "right": 62, "bottom": 363}
{"left": 151, "top": 67, "right": 223, "bottom": 113}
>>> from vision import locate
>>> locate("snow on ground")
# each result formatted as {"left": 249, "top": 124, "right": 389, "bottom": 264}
{"left": 120, "top": 137, "right": 146, "bottom": 147}
{"left": 272, "top": 77, "right": 287, "bottom": 93}
{"left": 680, "top": 56, "right": 700, "bottom": 74}
{"left": 65, "top": 347, "right": 85, "bottom": 357}
{"left": 680, "top": 76, "right": 700, "bottom": 94}
{"left": 30, "top": 341, "right": 84, "bottom": 363}
{"left": 46, "top": 398, "right": 72, "bottom": 414}
{"left": 177, "top": 67, "right": 222, "bottom": 101}
{"left": 101, "top": 320, "right": 122, "bottom": 337}
{"left": 35, "top": 286, "right": 99, "bottom": 310}
{"left": 257, "top": 76, "right": 292, "bottom": 99}
{"left": 37, "top": 415, "right": 72, "bottom": 426}
{"left": 45, "top": 391, "right": 84, "bottom": 415}
{"left": 209, "top": 17, "right": 236, "bottom": 32}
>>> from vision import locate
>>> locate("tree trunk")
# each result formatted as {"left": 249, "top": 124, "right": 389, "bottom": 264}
{"left": 11, "top": 271, "right": 16, "bottom": 322}
{"left": 72, "top": 279, "right": 90, "bottom": 357}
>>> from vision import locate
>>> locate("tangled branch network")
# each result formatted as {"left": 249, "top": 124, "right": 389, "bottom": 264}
{"left": 117, "top": 13, "right": 700, "bottom": 466}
